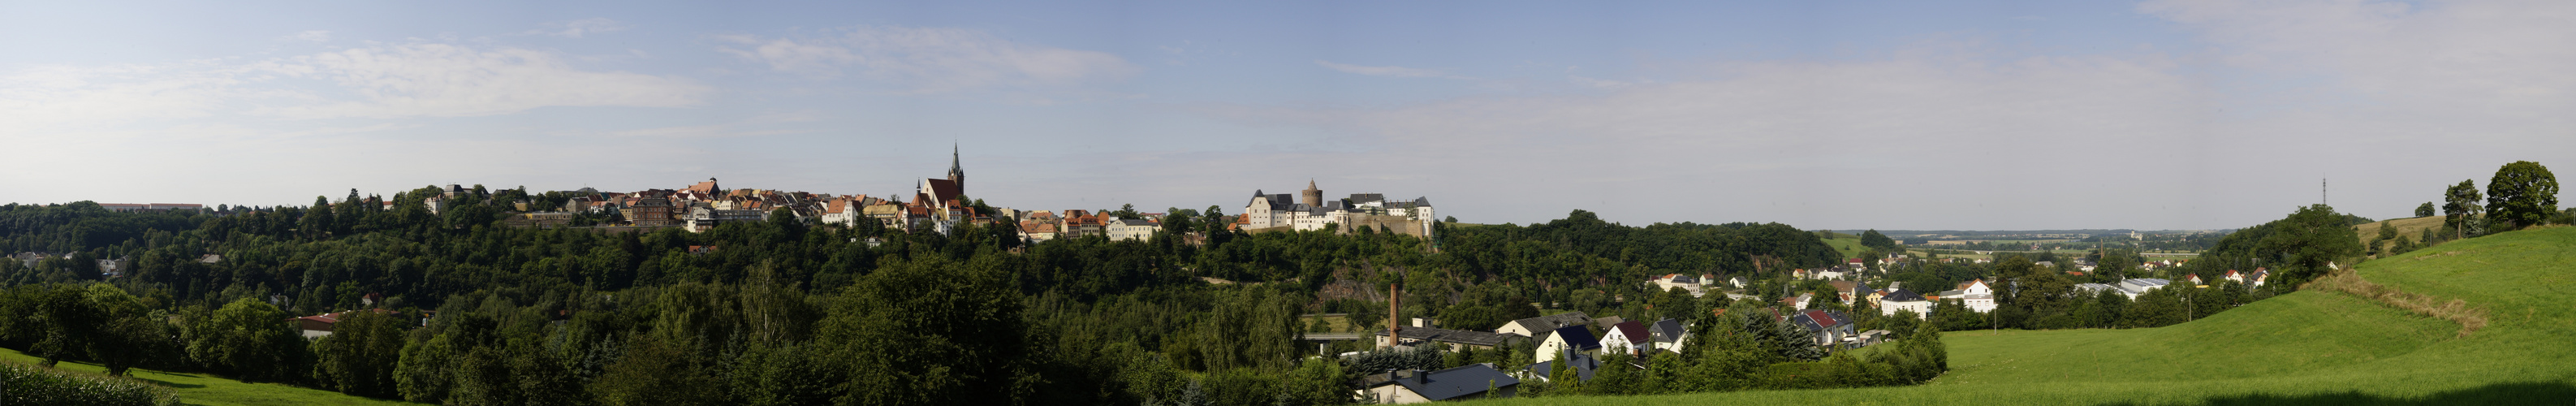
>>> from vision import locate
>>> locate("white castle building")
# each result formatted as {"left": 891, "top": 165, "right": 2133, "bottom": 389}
{"left": 1241, "top": 180, "right": 1436, "bottom": 238}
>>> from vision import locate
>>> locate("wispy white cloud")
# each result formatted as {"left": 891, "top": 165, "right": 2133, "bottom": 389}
{"left": 259, "top": 44, "right": 706, "bottom": 119}
{"left": 0, "top": 62, "right": 245, "bottom": 132}
{"left": 1314, "top": 60, "right": 1456, "bottom": 78}
{"left": 716, "top": 25, "right": 1137, "bottom": 94}
{"left": 527, "top": 18, "right": 627, "bottom": 38}
{"left": 0, "top": 42, "right": 706, "bottom": 128}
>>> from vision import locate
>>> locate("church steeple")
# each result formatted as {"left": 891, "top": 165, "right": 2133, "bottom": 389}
{"left": 947, "top": 143, "right": 965, "bottom": 191}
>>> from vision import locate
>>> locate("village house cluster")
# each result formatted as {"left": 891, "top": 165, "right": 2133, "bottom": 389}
{"left": 438, "top": 147, "right": 1435, "bottom": 247}
{"left": 1333, "top": 252, "right": 2279, "bottom": 404}
{"left": 442, "top": 147, "right": 1008, "bottom": 235}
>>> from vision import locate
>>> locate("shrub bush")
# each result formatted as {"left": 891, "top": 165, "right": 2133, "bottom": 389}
{"left": 0, "top": 361, "right": 179, "bottom": 406}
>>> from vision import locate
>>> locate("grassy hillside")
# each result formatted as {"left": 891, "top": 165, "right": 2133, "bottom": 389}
{"left": 0, "top": 348, "right": 416, "bottom": 406}
{"left": 1496, "top": 227, "right": 2576, "bottom": 405}
{"left": 2353, "top": 216, "right": 2444, "bottom": 248}
{"left": 1822, "top": 234, "right": 1866, "bottom": 259}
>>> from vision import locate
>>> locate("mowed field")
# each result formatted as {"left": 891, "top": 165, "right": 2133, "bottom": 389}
{"left": 1487, "top": 227, "right": 2576, "bottom": 405}
{"left": 2354, "top": 216, "right": 2445, "bottom": 248}
{"left": 0, "top": 348, "right": 418, "bottom": 406}
{"left": 1822, "top": 234, "right": 1867, "bottom": 258}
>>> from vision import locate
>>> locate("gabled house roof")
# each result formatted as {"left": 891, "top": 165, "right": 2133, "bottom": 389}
{"left": 1789, "top": 309, "right": 1851, "bottom": 333}
{"left": 1607, "top": 321, "right": 1648, "bottom": 344}
{"left": 1508, "top": 312, "right": 1593, "bottom": 333}
{"left": 1649, "top": 318, "right": 1688, "bottom": 343}
{"left": 1376, "top": 327, "right": 1530, "bottom": 348}
{"left": 1384, "top": 364, "right": 1519, "bottom": 401}
{"left": 1881, "top": 288, "right": 1929, "bottom": 302}
{"left": 921, "top": 179, "right": 962, "bottom": 204}
{"left": 1526, "top": 349, "right": 1601, "bottom": 382}
{"left": 1592, "top": 316, "right": 1627, "bottom": 330}
{"left": 1541, "top": 325, "right": 1602, "bottom": 352}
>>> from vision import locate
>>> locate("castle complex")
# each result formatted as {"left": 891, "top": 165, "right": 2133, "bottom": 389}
{"left": 1239, "top": 180, "right": 1436, "bottom": 238}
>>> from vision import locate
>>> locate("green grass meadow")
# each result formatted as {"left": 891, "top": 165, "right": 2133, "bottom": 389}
{"left": 1488, "top": 227, "right": 2576, "bottom": 405}
{"left": 1823, "top": 234, "right": 1866, "bottom": 259}
{"left": 0, "top": 348, "right": 417, "bottom": 406}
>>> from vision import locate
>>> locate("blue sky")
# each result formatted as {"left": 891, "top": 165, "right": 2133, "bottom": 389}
{"left": 6, "top": 0, "right": 2573, "bottom": 230}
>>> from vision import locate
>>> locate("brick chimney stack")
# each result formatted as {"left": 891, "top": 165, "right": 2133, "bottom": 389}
{"left": 1387, "top": 283, "right": 1400, "bottom": 348}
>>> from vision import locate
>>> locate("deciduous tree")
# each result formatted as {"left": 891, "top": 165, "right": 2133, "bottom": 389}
{"left": 2444, "top": 180, "right": 2483, "bottom": 240}
{"left": 2484, "top": 161, "right": 2559, "bottom": 230}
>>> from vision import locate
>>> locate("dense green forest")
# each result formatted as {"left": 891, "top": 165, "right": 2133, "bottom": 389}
{"left": 1, "top": 171, "right": 2454, "bottom": 405}
{"left": 0, "top": 186, "right": 1914, "bottom": 405}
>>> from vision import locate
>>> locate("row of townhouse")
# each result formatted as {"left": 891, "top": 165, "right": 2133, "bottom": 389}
{"left": 1018, "top": 209, "right": 1161, "bottom": 243}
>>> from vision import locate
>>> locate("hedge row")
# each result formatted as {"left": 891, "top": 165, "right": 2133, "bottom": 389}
{"left": 0, "top": 361, "right": 179, "bottom": 406}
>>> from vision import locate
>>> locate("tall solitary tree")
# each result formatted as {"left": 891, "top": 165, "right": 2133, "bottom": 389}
{"left": 2484, "top": 161, "right": 2559, "bottom": 230}
{"left": 2444, "top": 180, "right": 2483, "bottom": 240}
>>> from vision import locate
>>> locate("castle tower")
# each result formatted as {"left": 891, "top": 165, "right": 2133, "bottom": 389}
{"left": 947, "top": 144, "right": 966, "bottom": 192}
{"left": 1301, "top": 179, "right": 1323, "bottom": 208}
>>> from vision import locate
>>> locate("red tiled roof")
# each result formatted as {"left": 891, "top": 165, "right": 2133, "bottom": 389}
{"left": 922, "top": 179, "right": 962, "bottom": 202}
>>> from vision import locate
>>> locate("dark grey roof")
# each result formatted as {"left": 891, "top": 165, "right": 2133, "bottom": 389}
{"left": 1249, "top": 192, "right": 1301, "bottom": 211}
{"left": 1347, "top": 193, "right": 1386, "bottom": 204}
{"left": 1669, "top": 274, "right": 1698, "bottom": 284}
{"left": 1790, "top": 309, "right": 1852, "bottom": 333}
{"left": 1509, "top": 312, "right": 1592, "bottom": 333}
{"left": 1413, "top": 197, "right": 1431, "bottom": 207}
{"left": 1526, "top": 351, "right": 1599, "bottom": 382}
{"left": 1649, "top": 319, "right": 1688, "bottom": 343}
{"left": 1375, "top": 327, "right": 1531, "bottom": 348}
{"left": 1547, "top": 325, "right": 1601, "bottom": 351}
{"left": 1882, "top": 288, "right": 1929, "bottom": 302}
{"left": 1390, "top": 364, "right": 1519, "bottom": 401}
{"left": 1592, "top": 316, "right": 1627, "bottom": 330}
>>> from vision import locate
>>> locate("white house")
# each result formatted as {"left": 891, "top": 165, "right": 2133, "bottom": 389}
{"left": 1597, "top": 321, "right": 1650, "bottom": 356}
{"left": 1107, "top": 218, "right": 1159, "bottom": 241}
{"left": 1780, "top": 293, "right": 1814, "bottom": 312}
{"left": 1957, "top": 279, "right": 1997, "bottom": 313}
{"left": 1647, "top": 318, "right": 1691, "bottom": 353}
{"left": 1879, "top": 288, "right": 1933, "bottom": 319}
{"left": 1788, "top": 309, "right": 1854, "bottom": 348}
{"left": 1650, "top": 274, "right": 1702, "bottom": 296}
{"left": 1532, "top": 325, "right": 1601, "bottom": 365}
